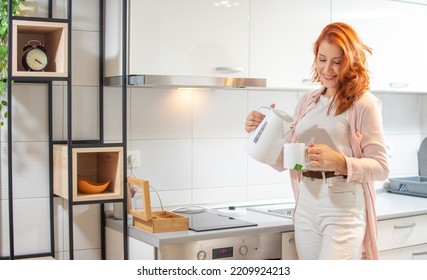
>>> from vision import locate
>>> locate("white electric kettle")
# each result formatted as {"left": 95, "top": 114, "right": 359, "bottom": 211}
{"left": 245, "top": 106, "right": 294, "bottom": 165}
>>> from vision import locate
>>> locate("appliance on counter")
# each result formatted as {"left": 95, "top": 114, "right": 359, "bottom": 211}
{"left": 387, "top": 137, "right": 427, "bottom": 197}
{"left": 158, "top": 231, "right": 282, "bottom": 260}
{"left": 155, "top": 209, "right": 286, "bottom": 260}
{"left": 388, "top": 176, "right": 427, "bottom": 197}
{"left": 181, "top": 210, "right": 257, "bottom": 232}
{"left": 419, "top": 137, "right": 427, "bottom": 176}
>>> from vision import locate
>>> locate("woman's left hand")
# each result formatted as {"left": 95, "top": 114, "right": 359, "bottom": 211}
{"left": 307, "top": 143, "right": 347, "bottom": 173}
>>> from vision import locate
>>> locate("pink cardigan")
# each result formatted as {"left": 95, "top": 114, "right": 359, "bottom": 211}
{"left": 272, "top": 87, "right": 390, "bottom": 260}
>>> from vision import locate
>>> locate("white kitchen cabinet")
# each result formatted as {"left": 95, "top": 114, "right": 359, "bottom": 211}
{"left": 281, "top": 214, "right": 427, "bottom": 260}
{"left": 105, "top": 227, "right": 124, "bottom": 260}
{"left": 377, "top": 214, "right": 427, "bottom": 260}
{"left": 105, "top": 0, "right": 250, "bottom": 78}
{"left": 332, "top": 0, "right": 427, "bottom": 93}
{"left": 250, "top": 0, "right": 330, "bottom": 89}
{"left": 281, "top": 231, "right": 298, "bottom": 259}
{"left": 129, "top": 236, "right": 156, "bottom": 260}
{"left": 105, "top": 226, "right": 156, "bottom": 260}
{"left": 380, "top": 243, "right": 427, "bottom": 260}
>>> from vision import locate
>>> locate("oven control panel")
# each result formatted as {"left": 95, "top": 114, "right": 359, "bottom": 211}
{"left": 158, "top": 232, "right": 282, "bottom": 260}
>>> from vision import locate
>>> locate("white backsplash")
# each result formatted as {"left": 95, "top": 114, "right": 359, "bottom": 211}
{"left": 121, "top": 88, "right": 425, "bottom": 209}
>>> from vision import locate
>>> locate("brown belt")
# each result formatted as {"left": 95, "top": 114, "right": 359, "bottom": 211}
{"left": 302, "top": 171, "right": 346, "bottom": 179}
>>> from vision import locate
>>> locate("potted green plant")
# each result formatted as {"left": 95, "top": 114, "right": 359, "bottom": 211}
{"left": 0, "top": 0, "right": 23, "bottom": 126}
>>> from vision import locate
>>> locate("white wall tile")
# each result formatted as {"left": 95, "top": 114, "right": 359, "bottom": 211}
{"left": 247, "top": 157, "right": 291, "bottom": 185}
{"left": 53, "top": 197, "right": 65, "bottom": 253}
{"left": 0, "top": 124, "right": 6, "bottom": 143}
{"left": 62, "top": 204, "right": 101, "bottom": 252}
{"left": 192, "top": 186, "right": 248, "bottom": 205}
{"left": 13, "top": 198, "right": 51, "bottom": 255}
{"left": 131, "top": 189, "right": 193, "bottom": 210}
{"left": 0, "top": 142, "right": 9, "bottom": 200}
{"left": 65, "top": 86, "right": 100, "bottom": 140}
{"left": 382, "top": 93, "right": 421, "bottom": 134}
{"left": 128, "top": 139, "right": 192, "bottom": 191}
{"left": 385, "top": 134, "right": 420, "bottom": 177}
{"left": 72, "top": 30, "right": 100, "bottom": 86}
{"left": 248, "top": 90, "right": 299, "bottom": 117}
{"left": 54, "top": 251, "right": 64, "bottom": 260}
{"left": 129, "top": 88, "right": 192, "bottom": 139}
{"left": 192, "top": 89, "right": 247, "bottom": 138}
{"left": 72, "top": 0, "right": 100, "bottom": 32}
{"left": 34, "top": 0, "right": 52, "bottom": 18}
{"left": 72, "top": 249, "right": 101, "bottom": 260}
{"left": 59, "top": 249, "right": 101, "bottom": 260}
{"left": 0, "top": 199, "right": 10, "bottom": 256}
{"left": 9, "top": 84, "right": 49, "bottom": 142}
{"left": 72, "top": 204, "right": 101, "bottom": 251}
{"left": 193, "top": 139, "right": 247, "bottom": 189}
{"left": 11, "top": 142, "right": 49, "bottom": 199}
{"left": 52, "top": 85, "right": 65, "bottom": 140}
{"left": 103, "top": 87, "right": 124, "bottom": 143}
{"left": 247, "top": 183, "right": 294, "bottom": 202}
{"left": 51, "top": 0, "right": 67, "bottom": 19}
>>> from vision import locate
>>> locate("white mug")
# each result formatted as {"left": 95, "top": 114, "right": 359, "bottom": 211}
{"left": 246, "top": 106, "right": 293, "bottom": 165}
{"left": 283, "top": 143, "right": 307, "bottom": 170}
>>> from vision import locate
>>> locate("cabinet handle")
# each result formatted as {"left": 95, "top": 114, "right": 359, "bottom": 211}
{"left": 412, "top": 251, "right": 427, "bottom": 257}
{"left": 301, "top": 78, "right": 313, "bottom": 83}
{"left": 215, "top": 67, "right": 244, "bottom": 73}
{"left": 389, "top": 82, "right": 409, "bottom": 88}
{"left": 394, "top": 222, "right": 416, "bottom": 229}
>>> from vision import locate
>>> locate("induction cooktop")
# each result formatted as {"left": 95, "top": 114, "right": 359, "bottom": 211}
{"left": 181, "top": 211, "right": 257, "bottom": 232}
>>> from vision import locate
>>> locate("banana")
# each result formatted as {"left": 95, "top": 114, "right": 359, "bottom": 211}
{"left": 78, "top": 178, "right": 110, "bottom": 194}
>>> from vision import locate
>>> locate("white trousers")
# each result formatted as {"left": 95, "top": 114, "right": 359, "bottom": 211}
{"left": 294, "top": 176, "right": 366, "bottom": 260}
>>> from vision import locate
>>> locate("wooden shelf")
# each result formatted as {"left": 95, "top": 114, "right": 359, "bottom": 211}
{"left": 53, "top": 145, "right": 124, "bottom": 202}
{"left": 12, "top": 20, "right": 68, "bottom": 77}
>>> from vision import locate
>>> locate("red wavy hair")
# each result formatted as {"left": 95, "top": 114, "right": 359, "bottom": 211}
{"left": 312, "top": 22, "right": 372, "bottom": 115}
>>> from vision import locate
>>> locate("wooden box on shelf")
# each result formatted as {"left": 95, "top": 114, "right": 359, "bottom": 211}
{"left": 12, "top": 20, "right": 68, "bottom": 77}
{"left": 53, "top": 145, "right": 124, "bottom": 202}
{"left": 127, "top": 177, "right": 189, "bottom": 233}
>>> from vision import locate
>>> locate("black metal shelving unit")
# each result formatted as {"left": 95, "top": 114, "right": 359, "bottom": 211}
{"left": 4, "top": 0, "right": 128, "bottom": 260}
{"left": 5, "top": 0, "right": 63, "bottom": 260}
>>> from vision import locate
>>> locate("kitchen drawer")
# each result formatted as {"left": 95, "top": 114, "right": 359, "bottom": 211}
{"left": 281, "top": 231, "right": 298, "bottom": 260}
{"left": 380, "top": 243, "right": 427, "bottom": 260}
{"left": 377, "top": 214, "right": 427, "bottom": 251}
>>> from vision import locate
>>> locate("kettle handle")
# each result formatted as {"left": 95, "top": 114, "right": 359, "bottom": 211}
{"left": 247, "top": 106, "right": 271, "bottom": 137}
{"left": 257, "top": 106, "right": 272, "bottom": 115}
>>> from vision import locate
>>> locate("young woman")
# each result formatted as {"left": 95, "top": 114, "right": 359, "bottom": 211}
{"left": 245, "top": 22, "right": 389, "bottom": 260}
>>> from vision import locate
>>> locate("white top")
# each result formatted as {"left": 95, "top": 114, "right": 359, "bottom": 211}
{"left": 294, "top": 95, "right": 353, "bottom": 170}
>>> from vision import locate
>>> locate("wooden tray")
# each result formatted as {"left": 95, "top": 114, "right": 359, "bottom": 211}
{"left": 127, "top": 177, "right": 188, "bottom": 233}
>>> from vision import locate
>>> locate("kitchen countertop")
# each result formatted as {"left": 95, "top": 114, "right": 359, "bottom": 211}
{"left": 106, "top": 188, "right": 427, "bottom": 248}
{"left": 375, "top": 188, "right": 427, "bottom": 218}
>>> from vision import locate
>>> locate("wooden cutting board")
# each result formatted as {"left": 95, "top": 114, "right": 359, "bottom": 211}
{"left": 419, "top": 137, "right": 427, "bottom": 176}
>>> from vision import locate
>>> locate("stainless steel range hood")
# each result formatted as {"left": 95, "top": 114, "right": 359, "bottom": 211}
{"left": 104, "top": 75, "right": 267, "bottom": 89}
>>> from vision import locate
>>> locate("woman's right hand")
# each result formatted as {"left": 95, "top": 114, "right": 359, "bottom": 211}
{"left": 245, "top": 110, "right": 265, "bottom": 133}
{"left": 245, "top": 104, "right": 275, "bottom": 133}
